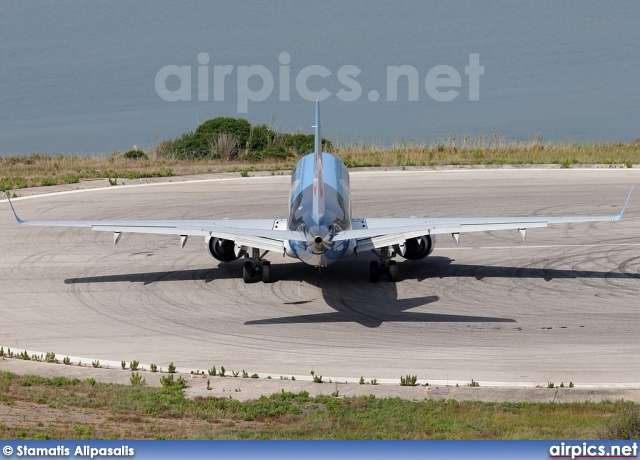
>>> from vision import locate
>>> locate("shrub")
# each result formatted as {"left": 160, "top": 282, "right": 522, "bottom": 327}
{"left": 129, "top": 360, "right": 139, "bottom": 371}
{"left": 130, "top": 372, "right": 146, "bottom": 386}
{"left": 121, "top": 360, "right": 126, "bottom": 370}
{"left": 603, "top": 408, "right": 640, "bottom": 440}
{"left": 92, "top": 360, "right": 101, "bottom": 368}
{"left": 85, "top": 378, "right": 96, "bottom": 386}
{"left": 400, "top": 375, "right": 418, "bottom": 386}
{"left": 248, "top": 124, "right": 277, "bottom": 151}
{"left": 63, "top": 356, "right": 71, "bottom": 365}
{"left": 124, "top": 149, "right": 147, "bottom": 160}
{"left": 156, "top": 115, "right": 337, "bottom": 161}
{"left": 263, "top": 146, "right": 292, "bottom": 161}
{"left": 174, "top": 117, "right": 253, "bottom": 158}
{"left": 281, "top": 133, "right": 332, "bottom": 155}
{"left": 150, "top": 363, "right": 158, "bottom": 373}
{"left": 45, "top": 352, "right": 58, "bottom": 364}
{"left": 160, "top": 373, "right": 187, "bottom": 389}
{"left": 168, "top": 362, "right": 176, "bottom": 374}
{"left": 208, "top": 366, "right": 216, "bottom": 376}
{"left": 61, "top": 174, "right": 80, "bottom": 184}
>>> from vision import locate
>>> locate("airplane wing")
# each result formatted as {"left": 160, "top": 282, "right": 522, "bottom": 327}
{"left": 4, "top": 193, "right": 304, "bottom": 254}
{"left": 338, "top": 186, "right": 634, "bottom": 250}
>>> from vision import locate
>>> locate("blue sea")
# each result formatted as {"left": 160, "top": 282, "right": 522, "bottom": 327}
{"left": 0, "top": 0, "right": 638, "bottom": 154}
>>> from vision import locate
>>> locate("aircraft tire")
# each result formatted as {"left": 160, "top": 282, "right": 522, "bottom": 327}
{"left": 388, "top": 260, "right": 398, "bottom": 282}
{"left": 243, "top": 261, "right": 254, "bottom": 283}
{"left": 369, "top": 261, "right": 380, "bottom": 283}
{"left": 262, "top": 261, "right": 272, "bottom": 283}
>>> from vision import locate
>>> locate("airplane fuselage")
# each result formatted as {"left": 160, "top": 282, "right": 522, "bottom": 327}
{"left": 285, "top": 152, "right": 355, "bottom": 267}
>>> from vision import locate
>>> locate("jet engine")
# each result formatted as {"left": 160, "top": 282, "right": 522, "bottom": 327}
{"left": 208, "top": 237, "right": 239, "bottom": 262}
{"left": 398, "top": 235, "right": 436, "bottom": 260}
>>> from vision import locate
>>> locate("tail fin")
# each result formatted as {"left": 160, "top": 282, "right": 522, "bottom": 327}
{"left": 312, "top": 100, "right": 325, "bottom": 225}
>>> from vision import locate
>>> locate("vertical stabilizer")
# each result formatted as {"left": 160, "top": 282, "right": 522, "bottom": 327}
{"left": 312, "top": 100, "right": 325, "bottom": 225}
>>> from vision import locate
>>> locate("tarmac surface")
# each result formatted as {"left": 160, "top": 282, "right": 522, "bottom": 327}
{"left": 1, "top": 168, "right": 639, "bottom": 398}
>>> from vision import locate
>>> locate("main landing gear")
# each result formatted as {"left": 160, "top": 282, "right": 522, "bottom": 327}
{"left": 369, "top": 247, "right": 398, "bottom": 283}
{"left": 242, "top": 248, "right": 272, "bottom": 284}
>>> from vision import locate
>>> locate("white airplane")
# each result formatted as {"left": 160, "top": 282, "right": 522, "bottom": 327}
{"left": 6, "top": 102, "right": 634, "bottom": 283}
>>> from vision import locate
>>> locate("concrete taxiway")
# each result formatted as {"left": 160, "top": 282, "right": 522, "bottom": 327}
{"left": 1, "top": 168, "right": 639, "bottom": 389}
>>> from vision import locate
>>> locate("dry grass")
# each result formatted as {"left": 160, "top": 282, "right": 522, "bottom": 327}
{"left": 337, "top": 137, "right": 640, "bottom": 168}
{"left": 1, "top": 139, "right": 639, "bottom": 191}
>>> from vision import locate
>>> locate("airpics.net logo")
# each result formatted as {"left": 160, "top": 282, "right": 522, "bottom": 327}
{"left": 155, "top": 52, "right": 484, "bottom": 113}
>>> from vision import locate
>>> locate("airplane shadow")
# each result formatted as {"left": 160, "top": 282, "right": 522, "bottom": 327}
{"left": 408, "top": 256, "right": 640, "bottom": 283}
{"left": 64, "top": 255, "right": 636, "bottom": 328}
{"left": 65, "top": 268, "right": 237, "bottom": 286}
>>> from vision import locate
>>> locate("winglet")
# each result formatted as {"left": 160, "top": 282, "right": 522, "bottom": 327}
{"left": 612, "top": 186, "right": 634, "bottom": 221}
{"left": 5, "top": 191, "right": 28, "bottom": 225}
{"left": 311, "top": 100, "right": 325, "bottom": 225}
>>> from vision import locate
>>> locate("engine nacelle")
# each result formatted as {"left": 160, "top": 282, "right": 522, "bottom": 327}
{"left": 208, "top": 237, "right": 239, "bottom": 262}
{"left": 398, "top": 235, "right": 436, "bottom": 260}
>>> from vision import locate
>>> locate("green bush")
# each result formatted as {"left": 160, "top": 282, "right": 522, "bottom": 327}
{"left": 61, "top": 173, "right": 80, "bottom": 184}
{"left": 0, "top": 177, "right": 28, "bottom": 191}
{"left": 246, "top": 146, "right": 291, "bottom": 162}
{"left": 248, "top": 124, "right": 276, "bottom": 151}
{"left": 130, "top": 372, "right": 146, "bottom": 386}
{"left": 160, "top": 373, "right": 187, "bottom": 389}
{"left": 124, "top": 149, "right": 147, "bottom": 160}
{"left": 173, "top": 117, "right": 253, "bottom": 158}
{"left": 400, "top": 375, "right": 418, "bottom": 386}
{"left": 159, "top": 116, "right": 333, "bottom": 160}
{"left": 281, "top": 133, "right": 332, "bottom": 155}
{"left": 603, "top": 408, "right": 640, "bottom": 440}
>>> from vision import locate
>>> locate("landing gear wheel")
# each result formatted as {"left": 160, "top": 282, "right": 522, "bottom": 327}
{"left": 388, "top": 260, "right": 398, "bottom": 282}
{"left": 369, "top": 261, "right": 380, "bottom": 283}
{"left": 262, "top": 261, "right": 272, "bottom": 283}
{"left": 243, "top": 261, "right": 254, "bottom": 284}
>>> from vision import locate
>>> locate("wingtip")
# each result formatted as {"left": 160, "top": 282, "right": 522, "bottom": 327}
{"left": 5, "top": 191, "right": 27, "bottom": 225}
{"left": 612, "top": 185, "right": 634, "bottom": 222}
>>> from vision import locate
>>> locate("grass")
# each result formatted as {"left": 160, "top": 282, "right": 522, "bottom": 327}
{"left": 0, "top": 370, "right": 637, "bottom": 440}
{"left": 1, "top": 138, "right": 639, "bottom": 192}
